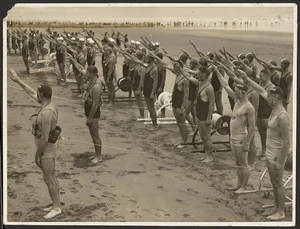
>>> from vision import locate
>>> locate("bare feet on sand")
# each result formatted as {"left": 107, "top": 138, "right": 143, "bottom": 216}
{"left": 266, "top": 212, "right": 285, "bottom": 221}
{"left": 43, "top": 207, "right": 62, "bottom": 219}
{"left": 261, "top": 207, "right": 277, "bottom": 216}
{"left": 201, "top": 157, "right": 213, "bottom": 163}
{"left": 226, "top": 186, "right": 241, "bottom": 191}
{"left": 234, "top": 187, "right": 247, "bottom": 194}
{"left": 43, "top": 206, "right": 53, "bottom": 212}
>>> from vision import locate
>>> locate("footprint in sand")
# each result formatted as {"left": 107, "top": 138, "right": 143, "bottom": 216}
{"left": 72, "top": 179, "right": 83, "bottom": 189}
{"left": 187, "top": 188, "right": 199, "bottom": 194}
{"left": 102, "top": 191, "right": 117, "bottom": 202}
{"left": 176, "top": 199, "right": 183, "bottom": 203}
{"left": 175, "top": 175, "right": 184, "bottom": 181}
{"left": 8, "top": 189, "right": 17, "bottom": 199}
{"left": 131, "top": 210, "right": 142, "bottom": 219}
{"left": 205, "top": 201, "right": 219, "bottom": 208}
{"left": 155, "top": 173, "right": 162, "bottom": 178}
{"left": 157, "top": 185, "right": 163, "bottom": 189}
{"left": 183, "top": 213, "right": 190, "bottom": 217}
{"left": 155, "top": 208, "right": 170, "bottom": 217}
{"left": 70, "top": 187, "right": 78, "bottom": 194}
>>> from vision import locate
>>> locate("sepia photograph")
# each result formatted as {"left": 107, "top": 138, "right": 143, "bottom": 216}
{"left": 3, "top": 3, "right": 297, "bottom": 226}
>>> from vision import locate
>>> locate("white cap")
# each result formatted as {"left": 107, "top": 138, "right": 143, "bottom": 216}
{"left": 135, "top": 41, "right": 141, "bottom": 45}
{"left": 130, "top": 40, "right": 135, "bottom": 44}
{"left": 154, "top": 42, "right": 160, "bottom": 46}
{"left": 79, "top": 37, "right": 85, "bottom": 42}
{"left": 57, "top": 37, "right": 64, "bottom": 41}
{"left": 87, "top": 38, "right": 95, "bottom": 44}
{"left": 70, "top": 37, "right": 76, "bottom": 41}
{"left": 108, "top": 37, "right": 114, "bottom": 43}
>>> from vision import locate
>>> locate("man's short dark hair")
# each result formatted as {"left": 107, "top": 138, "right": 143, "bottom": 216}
{"left": 87, "top": 66, "right": 98, "bottom": 74}
{"left": 38, "top": 85, "right": 52, "bottom": 99}
{"left": 260, "top": 68, "right": 270, "bottom": 76}
{"left": 269, "top": 87, "right": 284, "bottom": 99}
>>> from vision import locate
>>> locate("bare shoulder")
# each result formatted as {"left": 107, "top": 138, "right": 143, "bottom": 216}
{"left": 41, "top": 107, "right": 57, "bottom": 119}
{"left": 287, "top": 72, "right": 293, "bottom": 80}
{"left": 246, "top": 103, "right": 255, "bottom": 114}
{"left": 278, "top": 112, "right": 289, "bottom": 122}
{"left": 206, "top": 84, "right": 214, "bottom": 93}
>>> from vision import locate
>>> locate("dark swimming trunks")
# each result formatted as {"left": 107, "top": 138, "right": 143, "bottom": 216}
{"left": 143, "top": 66, "right": 155, "bottom": 97}
{"left": 172, "top": 78, "right": 185, "bottom": 109}
{"left": 196, "top": 84, "right": 210, "bottom": 121}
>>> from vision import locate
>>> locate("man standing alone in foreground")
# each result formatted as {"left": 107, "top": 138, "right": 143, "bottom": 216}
{"left": 9, "top": 68, "right": 62, "bottom": 219}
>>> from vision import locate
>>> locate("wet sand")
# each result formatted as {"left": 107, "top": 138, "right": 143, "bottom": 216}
{"left": 5, "top": 27, "right": 294, "bottom": 225}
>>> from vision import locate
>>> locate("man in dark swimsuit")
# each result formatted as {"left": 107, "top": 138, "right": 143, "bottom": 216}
{"left": 276, "top": 59, "right": 292, "bottom": 110}
{"left": 104, "top": 47, "right": 117, "bottom": 105}
{"left": 143, "top": 53, "right": 159, "bottom": 130}
{"left": 67, "top": 55, "right": 104, "bottom": 164}
{"left": 207, "top": 51, "right": 224, "bottom": 114}
{"left": 256, "top": 69, "right": 275, "bottom": 159}
{"left": 21, "top": 35, "right": 30, "bottom": 75}
{"left": 86, "top": 38, "right": 96, "bottom": 66}
{"left": 155, "top": 52, "right": 167, "bottom": 117}
{"left": 56, "top": 37, "right": 67, "bottom": 86}
{"left": 185, "top": 58, "right": 198, "bottom": 132}
{"left": 131, "top": 51, "right": 146, "bottom": 118}
{"left": 180, "top": 57, "right": 215, "bottom": 162}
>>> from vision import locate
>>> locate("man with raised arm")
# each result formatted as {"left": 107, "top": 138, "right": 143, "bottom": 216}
{"left": 216, "top": 59, "right": 258, "bottom": 170}
{"left": 240, "top": 71, "right": 290, "bottom": 221}
{"left": 67, "top": 54, "right": 104, "bottom": 164}
{"left": 274, "top": 58, "right": 292, "bottom": 110}
{"left": 155, "top": 52, "right": 167, "bottom": 118}
{"left": 152, "top": 51, "right": 189, "bottom": 145}
{"left": 55, "top": 37, "right": 67, "bottom": 86}
{"left": 213, "top": 66, "right": 255, "bottom": 193}
{"left": 143, "top": 53, "right": 159, "bottom": 131}
{"left": 121, "top": 49, "right": 146, "bottom": 118}
{"left": 179, "top": 57, "right": 215, "bottom": 162}
{"left": 9, "top": 69, "right": 62, "bottom": 219}
{"left": 21, "top": 35, "right": 30, "bottom": 75}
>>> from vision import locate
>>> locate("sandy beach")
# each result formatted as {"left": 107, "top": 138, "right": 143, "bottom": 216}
{"left": 4, "top": 27, "right": 294, "bottom": 225}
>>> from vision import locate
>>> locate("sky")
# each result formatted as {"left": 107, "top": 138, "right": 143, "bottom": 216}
{"left": 6, "top": 3, "right": 295, "bottom": 23}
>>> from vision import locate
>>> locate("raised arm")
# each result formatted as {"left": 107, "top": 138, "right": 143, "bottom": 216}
{"left": 67, "top": 53, "right": 87, "bottom": 76}
{"left": 216, "top": 61, "right": 244, "bottom": 85}
{"left": 148, "top": 52, "right": 169, "bottom": 66}
{"left": 178, "top": 67, "right": 199, "bottom": 86}
{"left": 8, "top": 68, "right": 38, "bottom": 101}
{"left": 212, "top": 65, "right": 235, "bottom": 99}
{"left": 189, "top": 40, "right": 204, "bottom": 57}
{"left": 180, "top": 49, "right": 192, "bottom": 60}
{"left": 237, "top": 56, "right": 255, "bottom": 77}
{"left": 238, "top": 69, "right": 268, "bottom": 101}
